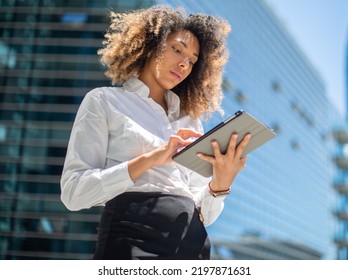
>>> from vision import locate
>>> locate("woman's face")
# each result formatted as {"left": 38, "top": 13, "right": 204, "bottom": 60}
{"left": 141, "top": 29, "right": 200, "bottom": 91}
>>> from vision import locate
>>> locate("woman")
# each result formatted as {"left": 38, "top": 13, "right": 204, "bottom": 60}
{"left": 60, "top": 5, "right": 250, "bottom": 260}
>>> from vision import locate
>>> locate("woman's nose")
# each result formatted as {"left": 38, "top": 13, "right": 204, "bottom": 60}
{"left": 179, "top": 57, "right": 190, "bottom": 69}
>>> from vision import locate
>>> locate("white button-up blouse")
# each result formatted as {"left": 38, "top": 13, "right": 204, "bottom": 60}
{"left": 60, "top": 77, "right": 226, "bottom": 226}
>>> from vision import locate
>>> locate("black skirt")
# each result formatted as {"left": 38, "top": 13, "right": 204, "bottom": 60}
{"left": 93, "top": 192, "right": 211, "bottom": 260}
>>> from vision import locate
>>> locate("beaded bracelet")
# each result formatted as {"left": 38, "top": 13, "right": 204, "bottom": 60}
{"left": 208, "top": 181, "right": 231, "bottom": 197}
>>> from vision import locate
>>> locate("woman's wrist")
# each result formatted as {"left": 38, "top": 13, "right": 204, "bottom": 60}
{"left": 128, "top": 151, "right": 158, "bottom": 182}
{"left": 208, "top": 181, "right": 230, "bottom": 197}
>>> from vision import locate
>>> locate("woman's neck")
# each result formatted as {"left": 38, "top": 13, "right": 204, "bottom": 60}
{"left": 139, "top": 73, "right": 168, "bottom": 112}
{"left": 150, "top": 90, "right": 168, "bottom": 113}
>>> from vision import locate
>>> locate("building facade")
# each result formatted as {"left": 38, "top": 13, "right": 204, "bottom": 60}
{"left": 331, "top": 32, "right": 348, "bottom": 260}
{"left": 0, "top": 0, "right": 154, "bottom": 260}
{"left": 333, "top": 122, "right": 348, "bottom": 260}
{"left": 159, "top": 0, "right": 338, "bottom": 259}
{"left": 0, "top": 0, "right": 342, "bottom": 259}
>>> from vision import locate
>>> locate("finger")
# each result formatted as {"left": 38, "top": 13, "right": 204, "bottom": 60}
{"left": 197, "top": 152, "right": 215, "bottom": 164}
{"left": 176, "top": 128, "right": 203, "bottom": 140}
{"left": 211, "top": 140, "right": 222, "bottom": 158}
{"left": 235, "top": 134, "right": 251, "bottom": 159}
{"left": 169, "top": 135, "right": 197, "bottom": 153}
{"left": 182, "top": 138, "right": 197, "bottom": 147}
{"left": 227, "top": 133, "right": 238, "bottom": 155}
{"left": 168, "top": 135, "right": 185, "bottom": 149}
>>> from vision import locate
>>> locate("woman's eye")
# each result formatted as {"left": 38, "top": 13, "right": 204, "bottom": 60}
{"left": 172, "top": 46, "right": 181, "bottom": 53}
{"left": 187, "top": 58, "right": 195, "bottom": 66}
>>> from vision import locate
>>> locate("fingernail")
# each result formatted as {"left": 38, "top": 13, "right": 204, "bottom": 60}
{"left": 197, "top": 153, "right": 202, "bottom": 158}
{"left": 233, "top": 134, "right": 238, "bottom": 139}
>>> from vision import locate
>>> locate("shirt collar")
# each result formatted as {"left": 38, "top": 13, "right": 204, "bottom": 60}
{"left": 123, "top": 77, "right": 181, "bottom": 118}
{"left": 165, "top": 90, "right": 180, "bottom": 118}
{"left": 123, "top": 76, "right": 150, "bottom": 98}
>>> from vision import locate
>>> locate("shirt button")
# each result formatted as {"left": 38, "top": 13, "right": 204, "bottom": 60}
{"left": 196, "top": 207, "right": 204, "bottom": 223}
{"left": 199, "top": 212, "right": 204, "bottom": 223}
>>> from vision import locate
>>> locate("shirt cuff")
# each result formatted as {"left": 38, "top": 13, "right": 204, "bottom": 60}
{"left": 199, "top": 186, "right": 226, "bottom": 207}
{"left": 195, "top": 186, "right": 226, "bottom": 226}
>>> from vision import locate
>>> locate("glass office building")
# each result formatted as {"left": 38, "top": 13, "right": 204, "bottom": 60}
{"left": 158, "top": 0, "right": 338, "bottom": 259}
{"left": 333, "top": 123, "right": 348, "bottom": 260}
{"left": 0, "top": 0, "right": 342, "bottom": 259}
{"left": 0, "top": 0, "right": 155, "bottom": 260}
{"left": 331, "top": 36, "right": 348, "bottom": 259}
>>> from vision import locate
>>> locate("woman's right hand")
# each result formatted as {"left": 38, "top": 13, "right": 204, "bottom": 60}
{"left": 128, "top": 128, "right": 202, "bottom": 182}
{"left": 150, "top": 128, "right": 203, "bottom": 166}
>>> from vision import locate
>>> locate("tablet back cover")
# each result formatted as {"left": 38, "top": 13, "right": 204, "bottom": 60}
{"left": 173, "top": 112, "right": 276, "bottom": 177}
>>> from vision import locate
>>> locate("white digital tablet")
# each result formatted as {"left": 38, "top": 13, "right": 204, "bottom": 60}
{"left": 172, "top": 110, "right": 276, "bottom": 177}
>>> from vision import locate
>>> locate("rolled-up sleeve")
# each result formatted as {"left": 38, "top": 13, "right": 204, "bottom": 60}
{"left": 189, "top": 172, "right": 226, "bottom": 227}
{"left": 60, "top": 89, "right": 134, "bottom": 211}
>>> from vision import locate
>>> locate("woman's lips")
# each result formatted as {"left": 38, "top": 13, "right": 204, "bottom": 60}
{"left": 170, "top": 71, "right": 182, "bottom": 81}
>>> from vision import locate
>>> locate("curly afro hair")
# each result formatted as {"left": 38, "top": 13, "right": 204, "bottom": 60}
{"left": 98, "top": 5, "right": 231, "bottom": 119}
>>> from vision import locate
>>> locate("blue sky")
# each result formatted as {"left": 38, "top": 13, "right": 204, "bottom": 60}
{"left": 265, "top": 0, "right": 348, "bottom": 118}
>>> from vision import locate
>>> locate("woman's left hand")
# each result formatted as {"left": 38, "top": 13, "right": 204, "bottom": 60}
{"left": 197, "top": 133, "right": 251, "bottom": 191}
